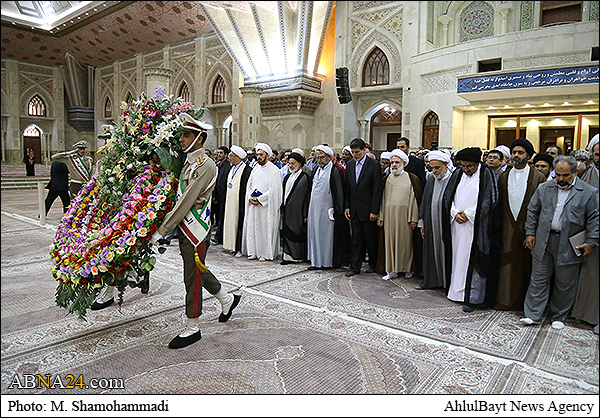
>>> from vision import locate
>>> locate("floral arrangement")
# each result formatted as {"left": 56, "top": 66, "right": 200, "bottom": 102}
{"left": 50, "top": 87, "right": 206, "bottom": 320}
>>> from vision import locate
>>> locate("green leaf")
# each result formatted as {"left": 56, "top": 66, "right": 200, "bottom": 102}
{"left": 148, "top": 256, "right": 156, "bottom": 266}
{"left": 158, "top": 247, "right": 167, "bottom": 254}
{"left": 154, "top": 146, "right": 172, "bottom": 171}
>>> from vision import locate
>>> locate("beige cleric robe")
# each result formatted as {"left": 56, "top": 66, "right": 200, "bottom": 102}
{"left": 379, "top": 171, "right": 419, "bottom": 273}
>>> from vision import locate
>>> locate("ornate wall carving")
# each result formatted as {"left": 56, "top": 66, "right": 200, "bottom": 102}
{"left": 351, "top": 31, "right": 401, "bottom": 88}
{"left": 503, "top": 54, "right": 589, "bottom": 70}
{"left": 421, "top": 66, "right": 472, "bottom": 95}
{"left": 520, "top": 1, "right": 534, "bottom": 31}
{"left": 459, "top": 1, "right": 495, "bottom": 42}
{"left": 352, "top": 1, "right": 389, "bottom": 13}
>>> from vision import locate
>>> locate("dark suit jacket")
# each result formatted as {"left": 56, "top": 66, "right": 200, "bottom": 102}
{"left": 48, "top": 161, "right": 69, "bottom": 191}
{"left": 214, "top": 159, "right": 232, "bottom": 205}
{"left": 344, "top": 156, "right": 383, "bottom": 222}
{"left": 405, "top": 155, "right": 427, "bottom": 192}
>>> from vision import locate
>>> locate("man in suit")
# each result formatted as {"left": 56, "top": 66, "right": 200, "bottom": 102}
{"left": 344, "top": 138, "right": 383, "bottom": 276}
{"left": 44, "top": 160, "right": 70, "bottom": 215}
{"left": 397, "top": 137, "right": 426, "bottom": 192}
{"left": 521, "top": 155, "right": 599, "bottom": 330}
{"left": 211, "top": 145, "right": 232, "bottom": 245}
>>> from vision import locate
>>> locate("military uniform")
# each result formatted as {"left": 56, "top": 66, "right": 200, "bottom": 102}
{"left": 51, "top": 145, "right": 94, "bottom": 197}
{"left": 158, "top": 148, "right": 223, "bottom": 318}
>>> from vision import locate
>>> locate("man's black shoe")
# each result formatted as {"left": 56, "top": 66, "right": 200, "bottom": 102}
{"left": 280, "top": 260, "right": 292, "bottom": 265}
{"left": 462, "top": 304, "right": 474, "bottom": 313}
{"left": 168, "top": 330, "right": 201, "bottom": 349}
{"left": 345, "top": 270, "right": 360, "bottom": 277}
{"left": 90, "top": 297, "right": 114, "bottom": 310}
{"left": 219, "top": 294, "right": 241, "bottom": 322}
{"left": 365, "top": 267, "right": 376, "bottom": 273}
{"left": 307, "top": 266, "right": 320, "bottom": 270}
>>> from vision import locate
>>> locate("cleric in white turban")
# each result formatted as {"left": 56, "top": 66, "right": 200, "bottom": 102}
{"left": 426, "top": 150, "right": 452, "bottom": 164}
{"left": 378, "top": 147, "right": 420, "bottom": 281}
{"left": 230, "top": 145, "right": 247, "bottom": 159}
{"left": 254, "top": 142, "right": 273, "bottom": 158}
{"left": 315, "top": 144, "right": 334, "bottom": 158}
{"left": 242, "top": 141, "right": 283, "bottom": 260}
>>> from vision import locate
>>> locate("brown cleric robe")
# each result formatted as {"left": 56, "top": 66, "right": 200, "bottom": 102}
{"left": 494, "top": 166, "right": 546, "bottom": 311}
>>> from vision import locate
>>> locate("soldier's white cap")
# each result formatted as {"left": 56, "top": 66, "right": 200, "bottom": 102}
{"left": 73, "top": 140, "right": 88, "bottom": 148}
{"left": 179, "top": 113, "right": 213, "bottom": 132}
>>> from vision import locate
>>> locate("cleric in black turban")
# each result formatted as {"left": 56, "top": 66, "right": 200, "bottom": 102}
{"left": 510, "top": 138, "right": 535, "bottom": 157}
{"left": 288, "top": 152, "right": 305, "bottom": 166}
{"left": 533, "top": 152, "right": 554, "bottom": 166}
{"left": 455, "top": 147, "right": 482, "bottom": 163}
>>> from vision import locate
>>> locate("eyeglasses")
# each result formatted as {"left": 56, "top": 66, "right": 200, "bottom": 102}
{"left": 487, "top": 155, "right": 501, "bottom": 160}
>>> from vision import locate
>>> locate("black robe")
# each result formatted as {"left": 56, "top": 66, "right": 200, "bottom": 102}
{"left": 442, "top": 164, "right": 501, "bottom": 308}
{"left": 282, "top": 170, "right": 311, "bottom": 260}
{"left": 234, "top": 164, "right": 253, "bottom": 252}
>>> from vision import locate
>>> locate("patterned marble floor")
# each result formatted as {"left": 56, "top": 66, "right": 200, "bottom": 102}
{"left": 1, "top": 190, "right": 598, "bottom": 396}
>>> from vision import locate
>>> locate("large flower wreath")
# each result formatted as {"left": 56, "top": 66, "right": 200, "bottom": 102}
{"left": 50, "top": 87, "right": 206, "bottom": 320}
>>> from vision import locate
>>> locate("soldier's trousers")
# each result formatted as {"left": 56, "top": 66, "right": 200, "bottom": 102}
{"left": 178, "top": 227, "right": 222, "bottom": 318}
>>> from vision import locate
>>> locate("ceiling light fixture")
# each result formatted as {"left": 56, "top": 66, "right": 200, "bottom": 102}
{"left": 504, "top": 105, "right": 510, "bottom": 108}
{"left": 563, "top": 101, "right": 569, "bottom": 105}
{"left": 488, "top": 106, "right": 494, "bottom": 109}
{"left": 524, "top": 104, "right": 531, "bottom": 107}
{"left": 543, "top": 103, "right": 550, "bottom": 106}
{"left": 587, "top": 100, "right": 594, "bottom": 104}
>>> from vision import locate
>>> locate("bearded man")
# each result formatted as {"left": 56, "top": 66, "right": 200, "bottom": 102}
{"left": 242, "top": 143, "right": 283, "bottom": 261}
{"left": 306, "top": 145, "right": 346, "bottom": 269}
{"left": 416, "top": 150, "right": 453, "bottom": 290}
{"left": 281, "top": 152, "right": 310, "bottom": 264}
{"left": 494, "top": 138, "right": 546, "bottom": 311}
{"left": 377, "top": 149, "right": 419, "bottom": 280}
{"left": 442, "top": 147, "right": 501, "bottom": 312}
{"left": 222, "top": 145, "right": 253, "bottom": 257}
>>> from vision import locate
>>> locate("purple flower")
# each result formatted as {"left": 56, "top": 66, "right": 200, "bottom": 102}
{"left": 116, "top": 237, "right": 126, "bottom": 247}
{"left": 148, "top": 195, "right": 158, "bottom": 202}
{"left": 138, "top": 212, "right": 147, "bottom": 222}
{"left": 135, "top": 221, "right": 143, "bottom": 229}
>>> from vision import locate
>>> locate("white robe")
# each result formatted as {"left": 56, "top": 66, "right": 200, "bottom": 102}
{"left": 223, "top": 162, "right": 245, "bottom": 251}
{"left": 447, "top": 166, "right": 481, "bottom": 302}
{"left": 242, "top": 161, "right": 283, "bottom": 260}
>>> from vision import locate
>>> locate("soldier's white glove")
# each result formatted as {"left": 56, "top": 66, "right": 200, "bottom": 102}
{"left": 149, "top": 231, "right": 163, "bottom": 245}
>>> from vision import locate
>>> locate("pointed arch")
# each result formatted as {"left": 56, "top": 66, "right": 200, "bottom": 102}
{"left": 178, "top": 81, "right": 192, "bottom": 103}
{"left": 350, "top": 31, "right": 401, "bottom": 88}
{"left": 23, "top": 123, "right": 43, "bottom": 164}
{"left": 125, "top": 91, "right": 135, "bottom": 103}
{"left": 362, "top": 47, "right": 390, "bottom": 87}
{"left": 205, "top": 62, "right": 232, "bottom": 105}
{"left": 104, "top": 96, "right": 112, "bottom": 118}
{"left": 212, "top": 75, "right": 227, "bottom": 104}
{"left": 422, "top": 110, "right": 440, "bottom": 150}
{"left": 21, "top": 87, "right": 53, "bottom": 118}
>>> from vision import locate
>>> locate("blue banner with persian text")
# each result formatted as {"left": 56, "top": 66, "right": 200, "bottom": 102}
{"left": 457, "top": 65, "right": 599, "bottom": 93}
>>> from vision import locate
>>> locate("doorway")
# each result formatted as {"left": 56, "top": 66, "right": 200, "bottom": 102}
{"left": 387, "top": 133, "right": 402, "bottom": 151}
{"left": 370, "top": 105, "right": 401, "bottom": 151}
{"left": 540, "top": 127, "right": 575, "bottom": 154}
{"left": 496, "top": 128, "right": 527, "bottom": 148}
{"left": 23, "top": 125, "right": 42, "bottom": 164}
{"left": 422, "top": 111, "right": 439, "bottom": 150}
